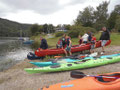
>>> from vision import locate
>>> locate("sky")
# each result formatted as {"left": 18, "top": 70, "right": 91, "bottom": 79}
{"left": 0, "top": 0, "right": 119, "bottom": 26}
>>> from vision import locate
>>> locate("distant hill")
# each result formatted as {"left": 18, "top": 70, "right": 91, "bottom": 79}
{"left": 0, "top": 18, "right": 32, "bottom": 37}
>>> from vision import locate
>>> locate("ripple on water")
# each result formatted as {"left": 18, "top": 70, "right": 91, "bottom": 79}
{"left": 0, "top": 38, "right": 33, "bottom": 71}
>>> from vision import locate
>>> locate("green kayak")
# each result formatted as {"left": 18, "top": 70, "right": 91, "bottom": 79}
{"left": 24, "top": 56, "right": 120, "bottom": 74}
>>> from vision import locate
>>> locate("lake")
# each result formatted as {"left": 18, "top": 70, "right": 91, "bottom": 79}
{"left": 0, "top": 37, "right": 33, "bottom": 71}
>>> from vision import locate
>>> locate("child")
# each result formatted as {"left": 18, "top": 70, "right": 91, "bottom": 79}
{"left": 90, "top": 34, "right": 96, "bottom": 53}
{"left": 56, "top": 38, "right": 63, "bottom": 49}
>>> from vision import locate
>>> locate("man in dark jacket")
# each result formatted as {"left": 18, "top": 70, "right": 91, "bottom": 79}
{"left": 99, "top": 27, "right": 110, "bottom": 54}
{"left": 40, "top": 37, "right": 48, "bottom": 50}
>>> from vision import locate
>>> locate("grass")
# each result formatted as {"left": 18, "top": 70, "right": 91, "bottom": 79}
{"left": 31, "top": 33, "right": 120, "bottom": 49}
{"left": 110, "top": 33, "right": 120, "bottom": 45}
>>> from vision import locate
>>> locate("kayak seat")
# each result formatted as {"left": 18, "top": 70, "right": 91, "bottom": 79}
{"left": 41, "top": 86, "right": 49, "bottom": 90}
{"left": 93, "top": 56, "right": 100, "bottom": 58}
{"left": 97, "top": 73, "right": 120, "bottom": 83}
{"left": 74, "top": 62, "right": 83, "bottom": 64}
{"left": 82, "top": 59, "right": 90, "bottom": 62}
{"left": 106, "top": 57, "right": 113, "bottom": 59}
{"left": 50, "top": 65, "right": 61, "bottom": 68}
{"left": 52, "top": 60, "right": 57, "bottom": 63}
{"left": 67, "top": 64, "right": 72, "bottom": 66}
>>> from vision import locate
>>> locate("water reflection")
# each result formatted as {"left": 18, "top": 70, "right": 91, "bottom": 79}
{"left": 0, "top": 38, "right": 33, "bottom": 71}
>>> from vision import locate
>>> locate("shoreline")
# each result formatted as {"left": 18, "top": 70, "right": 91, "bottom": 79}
{"left": 0, "top": 45, "right": 120, "bottom": 90}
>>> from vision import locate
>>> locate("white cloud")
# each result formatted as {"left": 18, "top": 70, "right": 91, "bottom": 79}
{"left": 1, "top": 0, "right": 119, "bottom": 25}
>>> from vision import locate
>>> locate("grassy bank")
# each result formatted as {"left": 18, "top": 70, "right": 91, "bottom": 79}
{"left": 31, "top": 33, "right": 120, "bottom": 49}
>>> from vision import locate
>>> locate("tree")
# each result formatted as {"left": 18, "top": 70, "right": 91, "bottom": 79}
{"left": 43, "top": 24, "right": 48, "bottom": 34}
{"left": 107, "top": 5, "right": 120, "bottom": 30}
{"left": 30, "top": 24, "right": 39, "bottom": 36}
{"left": 94, "top": 1, "right": 109, "bottom": 30}
{"left": 63, "top": 24, "right": 71, "bottom": 30}
{"left": 39, "top": 25, "right": 43, "bottom": 33}
{"left": 75, "top": 6, "right": 94, "bottom": 27}
{"left": 115, "top": 15, "right": 120, "bottom": 32}
{"left": 48, "top": 24, "right": 55, "bottom": 33}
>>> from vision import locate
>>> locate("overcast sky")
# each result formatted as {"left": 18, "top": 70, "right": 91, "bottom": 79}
{"left": 0, "top": 0, "right": 119, "bottom": 26}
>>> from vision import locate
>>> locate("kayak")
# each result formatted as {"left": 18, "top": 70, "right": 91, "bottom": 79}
{"left": 23, "top": 40, "right": 34, "bottom": 44}
{"left": 39, "top": 72, "right": 120, "bottom": 90}
{"left": 24, "top": 56, "right": 120, "bottom": 73}
{"left": 35, "top": 40, "right": 111, "bottom": 57}
{"left": 29, "top": 53, "right": 120, "bottom": 67}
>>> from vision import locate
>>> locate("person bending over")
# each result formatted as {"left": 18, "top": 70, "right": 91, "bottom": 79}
{"left": 40, "top": 37, "right": 48, "bottom": 50}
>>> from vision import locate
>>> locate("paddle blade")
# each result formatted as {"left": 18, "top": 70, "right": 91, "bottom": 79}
{"left": 54, "top": 56, "right": 62, "bottom": 58}
{"left": 70, "top": 71, "right": 86, "bottom": 78}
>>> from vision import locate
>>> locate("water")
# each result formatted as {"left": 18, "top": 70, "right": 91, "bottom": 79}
{"left": 0, "top": 37, "right": 33, "bottom": 71}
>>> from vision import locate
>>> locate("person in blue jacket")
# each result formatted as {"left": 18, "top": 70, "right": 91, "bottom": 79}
{"left": 40, "top": 37, "right": 48, "bottom": 50}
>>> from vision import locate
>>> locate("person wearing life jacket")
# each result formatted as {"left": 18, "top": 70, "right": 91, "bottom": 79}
{"left": 90, "top": 34, "right": 96, "bottom": 53}
{"left": 64, "top": 35, "right": 72, "bottom": 56}
{"left": 61, "top": 34, "right": 67, "bottom": 48}
{"left": 56, "top": 38, "right": 63, "bottom": 49}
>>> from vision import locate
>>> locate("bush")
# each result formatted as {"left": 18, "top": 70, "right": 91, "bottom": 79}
{"left": 55, "top": 32, "right": 65, "bottom": 37}
{"left": 68, "top": 25, "right": 96, "bottom": 38}
{"left": 68, "top": 30, "right": 80, "bottom": 38}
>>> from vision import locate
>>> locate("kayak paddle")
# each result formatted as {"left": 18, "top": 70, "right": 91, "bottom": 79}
{"left": 70, "top": 71, "right": 120, "bottom": 79}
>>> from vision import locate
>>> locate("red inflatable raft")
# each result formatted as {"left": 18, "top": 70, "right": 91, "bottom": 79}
{"left": 39, "top": 72, "right": 120, "bottom": 90}
{"left": 35, "top": 40, "right": 111, "bottom": 57}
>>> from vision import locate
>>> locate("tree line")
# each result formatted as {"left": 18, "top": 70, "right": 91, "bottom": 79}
{"left": 30, "top": 1, "right": 120, "bottom": 36}
{"left": 75, "top": 1, "right": 120, "bottom": 32}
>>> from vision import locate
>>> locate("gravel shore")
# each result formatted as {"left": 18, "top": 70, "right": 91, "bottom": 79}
{"left": 0, "top": 45, "right": 120, "bottom": 90}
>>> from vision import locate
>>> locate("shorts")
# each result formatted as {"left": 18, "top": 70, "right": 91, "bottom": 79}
{"left": 83, "top": 41, "right": 87, "bottom": 44}
{"left": 101, "top": 40, "right": 108, "bottom": 46}
{"left": 65, "top": 46, "right": 71, "bottom": 51}
{"left": 91, "top": 44, "right": 95, "bottom": 49}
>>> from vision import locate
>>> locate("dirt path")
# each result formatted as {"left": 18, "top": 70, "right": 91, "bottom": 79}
{"left": 0, "top": 45, "right": 120, "bottom": 90}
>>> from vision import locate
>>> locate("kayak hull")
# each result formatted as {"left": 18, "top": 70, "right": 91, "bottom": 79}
{"left": 35, "top": 40, "right": 111, "bottom": 57}
{"left": 40, "top": 72, "right": 120, "bottom": 90}
{"left": 24, "top": 56, "right": 120, "bottom": 73}
{"left": 29, "top": 53, "right": 120, "bottom": 67}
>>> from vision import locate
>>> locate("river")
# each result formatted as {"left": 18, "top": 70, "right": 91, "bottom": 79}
{"left": 0, "top": 37, "right": 33, "bottom": 71}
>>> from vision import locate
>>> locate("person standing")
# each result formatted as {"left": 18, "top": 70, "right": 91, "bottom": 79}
{"left": 64, "top": 35, "right": 72, "bottom": 56}
{"left": 61, "top": 34, "right": 67, "bottom": 48}
{"left": 82, "top": 33, "right": 89, "bottom": 44}
{"left": 78, "top": 35, "right": 83, "bottom": 45}
{"left": 99, "top": 27, "right": 110, "bottom": 54}
{"left": 90, "top": 34, "right": 96, "bottom": 53}
{"left": 40, "top": 37, "right": 48, "bottom": 50}
{"left": 88, "top": 31, "right": 92, "bottom": 43}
